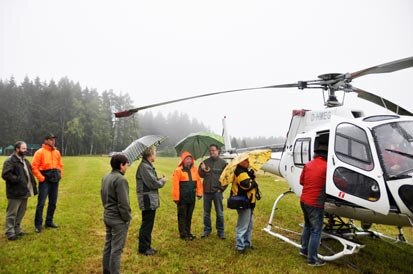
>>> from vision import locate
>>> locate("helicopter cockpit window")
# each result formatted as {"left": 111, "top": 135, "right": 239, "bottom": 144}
{"left": 335, "top": 123, "right": 373, "bottom": 171}
{"left": 373, "top": 121, "right": 413, "bottom": 179}
{"left": 399, "top": 185, "right": 413, "bottom": 213}
{"left": 333, "top": 167, "right": 380, "bottom": 201}
{"left": 293, "top": 138, "right": 311, "bottom": 166}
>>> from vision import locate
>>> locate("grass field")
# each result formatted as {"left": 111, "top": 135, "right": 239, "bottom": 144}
{"left": 1, "top": 156, "right": 413, "bottom": 274}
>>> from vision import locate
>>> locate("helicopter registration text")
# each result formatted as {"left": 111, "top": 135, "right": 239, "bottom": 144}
{"left": 310, "top": 110, "right": 332, "bottom": 122}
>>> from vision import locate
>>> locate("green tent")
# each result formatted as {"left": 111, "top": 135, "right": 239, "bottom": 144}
{"left": 28, "top": 144, "right": 41, "bottom": 155}
{"left": 4, "top": 145, "right": 14, "bottom": 155}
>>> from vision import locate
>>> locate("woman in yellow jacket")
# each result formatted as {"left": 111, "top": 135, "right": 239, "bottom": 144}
{"left": 231, "top": 158, "right": 259, "bottom": 253}
{"left": 172, "top": 151, "right": 203, "bottom": 240}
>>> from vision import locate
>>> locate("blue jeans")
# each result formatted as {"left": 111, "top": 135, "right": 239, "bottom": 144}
{"left": 235, "top": 208, "right": 253, "bottom": 250}
{"left": 35, "top": 181, "right": 59, "bottom": 228}
{"left": 300, "top": 202, "right": 324, "bottom": 263}
{"left": 203, "top": 191, "right": 225, "bottom": 236}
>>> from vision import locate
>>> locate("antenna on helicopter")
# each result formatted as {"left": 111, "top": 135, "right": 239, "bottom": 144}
{"left": 222, "top": 116, "right": 233, "bottom": 153}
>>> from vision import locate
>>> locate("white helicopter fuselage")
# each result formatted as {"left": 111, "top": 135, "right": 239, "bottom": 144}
{"left": 261, "top": 106, "right": 413, "bottom": 227}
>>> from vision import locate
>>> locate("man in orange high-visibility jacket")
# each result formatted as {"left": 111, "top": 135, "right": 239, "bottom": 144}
{"left": 172, "top": 151, "right": 203, "bottom": 240}
{"left": 32, "top": 133, "right": 64, "bottom": 233}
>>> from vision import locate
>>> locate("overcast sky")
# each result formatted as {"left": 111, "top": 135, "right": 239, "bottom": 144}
{"left": 1, "top": 0, "right": 412, "bottom": 138}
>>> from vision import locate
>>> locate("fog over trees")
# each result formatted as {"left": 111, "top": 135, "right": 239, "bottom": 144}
{"left": 0, "top": 77, "right": 284, "bottom": 155}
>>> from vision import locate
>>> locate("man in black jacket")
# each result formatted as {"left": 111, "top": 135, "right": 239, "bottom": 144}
{"left": 2, "top": 141, "right": 37, "bottom": 240}
{"left": 198, "top": 144, "right": 228, "bottom": 239}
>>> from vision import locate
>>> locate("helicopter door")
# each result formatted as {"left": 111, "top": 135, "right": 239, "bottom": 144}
{"left": 326, "top": 118, "right": 390, "bottom": 215}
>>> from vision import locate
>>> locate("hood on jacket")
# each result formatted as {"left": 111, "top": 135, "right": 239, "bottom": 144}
{"left": 178, "top": 151, "right": 194, "bottom": 167}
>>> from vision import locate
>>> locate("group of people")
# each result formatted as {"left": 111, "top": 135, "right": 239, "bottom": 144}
{"left": 101, "top": 144, "right": 262, "bottom": 274}
{"left": 2, "top": 135, "right": 329, "bottom": 273}
{"left": 2, "top": 134, "right": 64, "bottom": 240}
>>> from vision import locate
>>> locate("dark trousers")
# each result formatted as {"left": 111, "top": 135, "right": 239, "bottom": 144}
{"left": 300, "top": 202, "right": 324, "bottom": 263}
{"left": 102, "top": 218, "right": 129, "bottom": 274}
{"left": 35, "top": 181, "right": 59, "bottom": 228}
{"left": 138, "top": 209, "right": 156, "bottom": 253}
{"left": 177, "top": 202, "right": 195, "bottom": 238}
{"left": 5, "top": 198, "right": 28, "bottom": 238}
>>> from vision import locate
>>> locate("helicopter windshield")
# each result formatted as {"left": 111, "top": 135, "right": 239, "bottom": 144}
{"left": 373, "top": 121, "right": 413, "bottom": 179}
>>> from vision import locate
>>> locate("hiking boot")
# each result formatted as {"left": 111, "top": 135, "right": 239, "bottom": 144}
{"left": 236, "top": 249, "right": 246, "bottom": 254}
{"left": 45, "top": 223, "right": 59, "bottom": 228}
{"left": 7, "top": 235, "right": 18, "bottom": 241}
{"left": 144, "top": 248, "right": 156, "bottom": 256}
{"left": 308, "top": 259, "right": 326, "bottom": 266}
{"left": 16, "top": 231, "right": 25, "bottom": 237}
{"left": 299, "top": 251, "right": 307, "bottom": 257}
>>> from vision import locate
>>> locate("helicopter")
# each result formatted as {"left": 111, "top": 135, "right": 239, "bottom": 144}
{"left": 115, "top": 56, "right": 413, "bottom": 260}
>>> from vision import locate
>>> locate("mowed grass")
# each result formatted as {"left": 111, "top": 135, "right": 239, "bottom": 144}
{"left": 1, "top": 156, "right": 413, "bottom": 274}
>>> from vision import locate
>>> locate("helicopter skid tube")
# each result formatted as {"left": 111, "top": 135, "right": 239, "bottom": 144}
{"left": 263, "top": 190, "right": 364, "bottom": 261}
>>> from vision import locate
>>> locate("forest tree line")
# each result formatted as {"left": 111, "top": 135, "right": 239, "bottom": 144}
{"left": 0, "top": 76, "right": 284, "bottom": 156}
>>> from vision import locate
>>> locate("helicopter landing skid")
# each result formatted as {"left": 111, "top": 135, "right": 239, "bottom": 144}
{"left": 263, "top": 190, "right": 365, "bottom": 261}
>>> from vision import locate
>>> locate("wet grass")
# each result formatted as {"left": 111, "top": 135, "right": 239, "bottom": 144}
{"left": 1, "top": 156, "right": 413, "bottom": 273}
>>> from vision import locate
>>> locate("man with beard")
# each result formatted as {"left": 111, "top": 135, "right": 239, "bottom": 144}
{"left": 2, "top": 141, "right": 37, "bottom": 240}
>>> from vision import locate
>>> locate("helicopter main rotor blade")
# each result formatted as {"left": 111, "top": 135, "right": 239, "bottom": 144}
{"left": 353, "top": 86, "right": 413, "bottom": 116}
{"left": 350, "top": 56, "right": 413, "bottom": 80}
{"left": 114, "top": 83, "right": 299, "bottom": 118}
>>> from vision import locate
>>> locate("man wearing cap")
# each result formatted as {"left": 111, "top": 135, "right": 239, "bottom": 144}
{"left": 299, "top": 144, "right": 328, "bottom": 266}
{"left": 32, "top": 133, "right": 64, "bottom": 233}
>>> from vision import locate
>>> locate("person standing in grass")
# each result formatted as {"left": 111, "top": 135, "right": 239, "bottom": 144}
{"left": 231, "top": 158, "right": 260, "bottom": 253}
{"left": 136, "top": 146, "right": 167, "bottom": 256}
{"left": 299, "top": 144, "right": 328, "bottom": 267}
{"left": 172, "top": 151, "right": 203, "bottom": 241}
{"left": 101, "top": 154, "right": 131, "bottom": 274}
{"left": 198, "top": 144, "right": 227, "bottom": 239}
{"left": 2, "top": 141, "right": 37, "bottom": 241}
{"left": 32, "top": 133, "right": 64, "bottom": 233}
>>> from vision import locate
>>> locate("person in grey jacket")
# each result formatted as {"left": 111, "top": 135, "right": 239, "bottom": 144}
{"left": 136, "top": 146, "right": 167, "bottom": 256}
{"left": 2, "top": 141, "right": 37, "bottom": 240}
{"left": 101, "top": 154, "right": 131, "bottom": 274}
{"left": 198, "top": 144, "right": 228, "bottom": 239}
